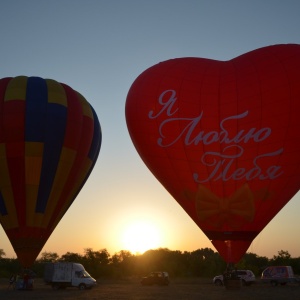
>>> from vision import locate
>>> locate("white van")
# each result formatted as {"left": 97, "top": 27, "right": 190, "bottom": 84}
{"left": 261, "top": 266, "right": 298, "bottom": 286}
{"left": 44, "top": 262, "right": 96, "bottom": 290}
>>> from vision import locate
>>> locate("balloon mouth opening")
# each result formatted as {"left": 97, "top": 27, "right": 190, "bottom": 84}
{"left": 9, "top": 237, "right": 47, "bottom": 267}
{"left": 211, "top": 238, "right": 254, "bottom": 264}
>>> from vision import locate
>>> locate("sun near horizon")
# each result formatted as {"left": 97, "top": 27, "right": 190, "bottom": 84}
{"left": 120, "top": 220, "right": 162, "bottom": 254}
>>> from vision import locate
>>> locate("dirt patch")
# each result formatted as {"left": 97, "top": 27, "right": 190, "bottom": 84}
{"left": 0, "top": 277, "right": 299, "bottom": 300}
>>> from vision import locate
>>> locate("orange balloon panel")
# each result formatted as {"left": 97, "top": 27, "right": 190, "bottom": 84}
{"left": 125, "top": 44, "right": 300, "bottom": 263}
{"left": 0, "top": 76, "right": 101, "bottom": 267}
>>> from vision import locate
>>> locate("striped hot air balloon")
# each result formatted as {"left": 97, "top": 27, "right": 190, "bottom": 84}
{"left": 0, "top": 76, "right": 101, "bottom": 267}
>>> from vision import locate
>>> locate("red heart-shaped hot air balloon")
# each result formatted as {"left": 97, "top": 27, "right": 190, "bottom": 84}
{"left": 125, "top": 44, "right": 300, "bottom": 264}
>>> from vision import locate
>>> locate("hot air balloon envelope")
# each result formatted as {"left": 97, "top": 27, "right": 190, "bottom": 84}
{"left": 125, "top": 44, "right": 300, "bottom": 263}
{"left": 0, "top": 76, "right": 101, "bottom": 267}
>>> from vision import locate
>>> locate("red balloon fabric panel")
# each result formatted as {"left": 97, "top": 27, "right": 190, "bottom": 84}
{"left": 125, "top": 44, "right": 300, "bottom": 263}
{"left": 0, "top": 76, "right": 101, "bottom": 267}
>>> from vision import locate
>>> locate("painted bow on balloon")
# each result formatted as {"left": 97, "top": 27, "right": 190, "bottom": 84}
{"left": 195, "top": 184, "right": 255, "bottom": 229}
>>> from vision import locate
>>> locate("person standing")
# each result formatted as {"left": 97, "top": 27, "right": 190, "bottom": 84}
{"left": 23, "top": 272, "right": 29, "bottom": 290}
{"left": 8, "top": 274, "right": 16, "bottom": 290}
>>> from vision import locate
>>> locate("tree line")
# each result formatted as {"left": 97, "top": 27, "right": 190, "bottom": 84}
{"left": 0, "top": 247, "right": 299, "bottom": 279}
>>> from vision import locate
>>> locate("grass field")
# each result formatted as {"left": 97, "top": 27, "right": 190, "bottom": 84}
{"left": 1, "top": 277, "right": 300, "bottom": 300}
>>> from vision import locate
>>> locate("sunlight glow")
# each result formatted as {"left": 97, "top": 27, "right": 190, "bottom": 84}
{"left": 121, "top": 221, "right": 161, "bottom": 254}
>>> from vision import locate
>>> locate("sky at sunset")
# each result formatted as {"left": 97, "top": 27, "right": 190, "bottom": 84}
{"left": 0, "top": 1, "right": 300, "bottom": 261}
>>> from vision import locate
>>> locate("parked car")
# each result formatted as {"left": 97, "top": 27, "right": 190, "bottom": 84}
{"left": 213, "top": 270, "right": 256, "bottom": 286}
{"left": 141, "top": 271, "right": 170, "bottom": 286}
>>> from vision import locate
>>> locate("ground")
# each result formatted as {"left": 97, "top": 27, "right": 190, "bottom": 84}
{"left": 1, "top": 277, "right": 300, "bottom": 300}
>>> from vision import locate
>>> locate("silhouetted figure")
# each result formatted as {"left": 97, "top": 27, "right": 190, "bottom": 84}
{"left": 8, "top": 274, "right": 16, "bottom": 290}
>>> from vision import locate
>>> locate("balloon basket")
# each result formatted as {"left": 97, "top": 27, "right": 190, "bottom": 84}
{"left": 224, "top": 278, "right": 241, "bottom": 290}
